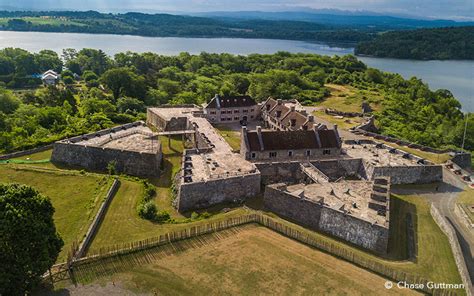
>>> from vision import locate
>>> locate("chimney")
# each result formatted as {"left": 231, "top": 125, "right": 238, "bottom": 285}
{"left": 333, "top": 125, "right": 342, "bottom": 148}
{"left": 308, "top": 115, "right": 314, "bottom": 122}
{"left": 290, "top": 105, "right": 296, "bottom": 112}
{"left": 256, "top": 126, "right": 264, "bottom": 151}
{"left": 313, "top": 127, "right": 322, "bottom": 148}
{"left": 215, "top": 94, "right": 221, "bottom": 109}
{"left": 277, "top": 99, "right": 282, "bottom": 105}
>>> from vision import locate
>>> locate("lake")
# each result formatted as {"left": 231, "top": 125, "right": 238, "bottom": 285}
{"left": 0, "top": 31, "right": 472, "bottom": 112}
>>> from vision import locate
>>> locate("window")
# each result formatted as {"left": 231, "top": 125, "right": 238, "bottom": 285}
{"left": 323, "top": 149, "right": 331, "bottom": 155}
{"left": 234, "top": 116, "right": 240, "bottom": 120}
{"left": 306, "top": 150, "right": 311, "bottom": 156}
{"left": 266, "top": 105, "right": 270, "bottom": 111}
{"left": 251, "top": 152, "right": 256, "bottom": 159}
{"left": 269, "top": 152, "right": 277, "bottom": 158}
{"left": 234, "top": 110, "right": 240, "bottom": 113}
{"left": 210, "top": 111, "right": 216, "bottom": 115}
{"left": 288, "top": 150, "right": 293, "bottom": 157}
{"left": 250, "top": 116, "right": 254, "bottom": 119}
{"left": 276, "top": 111, "right": 282, "bottom": 118}
{"left": 250, "top": 109, "right": 254, "bottom": 112}
{"left": 290, "top": 119, "right": 296, "bottom": 127}
{"left": 243, "top": 109, "right": 248, "bottom": 113}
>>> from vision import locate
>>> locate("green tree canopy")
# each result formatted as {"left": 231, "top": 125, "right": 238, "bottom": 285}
{"left": 0, "top": 183, "right": 63, "bottom": 296}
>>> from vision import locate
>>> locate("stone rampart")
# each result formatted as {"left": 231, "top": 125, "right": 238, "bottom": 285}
{"left": 177, "top": 172, "right": 261, "bottom": 212}
{"left": 0, "top": 144, "right": 53, "bottom": 160}
{"left": 51, "top": 142, "right": 161, "bottom": 177}
{"left": 370, "top": 165, "right": 442, "bottom": 184}
{"left": 311, "top": 158, "right": 366, "bottom": 181}
{"left": 264, "top": 183, "right": 389, "bottom": 253}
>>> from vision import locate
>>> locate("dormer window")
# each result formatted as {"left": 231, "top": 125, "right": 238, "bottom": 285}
{"left": 266, "top": 105, "right": 270, "bottom": 111}
{"left": 290, "top": 119, "right": 296, "bottom": 127}
{"left": 276, "top": 111, "right": 282, "bottom": 118}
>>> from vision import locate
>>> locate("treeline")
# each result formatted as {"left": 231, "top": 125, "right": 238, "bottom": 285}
{"left": 355, "top": 26, "right": 474, "bottom": 60}
{"left": 0, "top": 10, "right": 373, "bottom": 43}
{"left": 0, "top": 48, "right": 471, "bottom": 155}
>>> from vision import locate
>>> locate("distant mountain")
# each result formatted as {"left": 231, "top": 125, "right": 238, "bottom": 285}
{"left": 193, "top": 11, "right": 474, "bottom": 30}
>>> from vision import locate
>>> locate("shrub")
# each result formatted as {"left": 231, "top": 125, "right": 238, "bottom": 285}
{"left": 138, "top": 201, "right": 157, "bottom": 220}
{"left": 155, "top": 210, "right": 171, "bottom": 223}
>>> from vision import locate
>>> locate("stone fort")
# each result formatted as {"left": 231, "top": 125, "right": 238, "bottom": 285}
{"left": 52, "top": 95, "right": 444, "bottom": 253}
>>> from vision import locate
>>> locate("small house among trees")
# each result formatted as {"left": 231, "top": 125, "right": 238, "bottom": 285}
{"left": 41, "top": 70, "right": 59, "bottom": 85}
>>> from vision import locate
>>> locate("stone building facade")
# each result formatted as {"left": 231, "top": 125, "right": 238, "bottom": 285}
{"left": 261, "top": 97, "right": 315, "bottom": 131}
{"left": 240, "top": 125, "right": 342, "bottom": 161}
{"left": 203, "top": 95, "right": 260, "bottom": 123}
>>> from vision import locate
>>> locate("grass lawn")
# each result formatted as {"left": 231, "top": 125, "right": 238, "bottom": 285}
{"left": 0, "top": 165, "right": 112, "bottom": 262}
{"left": 457, "top": 188, "right": 474, "bottom": 222}
{"left": 312, "top": 110, "right": 365, "bottom": 130}
{"left": 262, "top": 194, "right": 463, "bottom": 289}
{"left": 316, "top": 84, "right": 384, "bottom": 113}
{"left": 213, "top": 124, "right": 241, "bottom": 152}
{"left": 69, "top": 225, "right": 418, "bottom": 296}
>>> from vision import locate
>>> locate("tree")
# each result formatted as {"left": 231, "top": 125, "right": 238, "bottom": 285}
{"left": 101, "top": 67, "right": 146, "bottom": 100}
{"left": 0, "top": 88, "right": 20, "bottom": 114}
{"left": 0, "top": 183, "right": 63, "bottom": 295}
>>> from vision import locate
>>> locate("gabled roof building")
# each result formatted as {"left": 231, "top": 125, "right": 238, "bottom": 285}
{"left": 203, "top": 94, "right": 259, "bottom": 123}
{"left": 241, "top": 125, "right": 342, "bottom": 161}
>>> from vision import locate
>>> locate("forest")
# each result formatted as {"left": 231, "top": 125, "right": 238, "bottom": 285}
{"left": 355, "top": 26, "right": 474, "bottom": 60}
{"left": 0, "top": 48, "right": 472, "bottom": 155}
{"left": 0, "top": 11, "right": 372, "bottom": 44}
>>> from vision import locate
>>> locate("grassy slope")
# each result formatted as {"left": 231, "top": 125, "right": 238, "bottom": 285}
{"left": 83, "top": 225, "right": 418, "bottom": 296}
{"left": 457, "top": 188, "right": 474, "bottom": 222}
{"left": 0, "top": 164, "right": 111, "bottom": 262}
{"left": 317, "top": 84, "right": 383, "bottom": 113}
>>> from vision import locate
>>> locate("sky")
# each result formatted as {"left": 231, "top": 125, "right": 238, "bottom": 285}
{"left": 3, "top": 0, "right": 474, "bottom": 21}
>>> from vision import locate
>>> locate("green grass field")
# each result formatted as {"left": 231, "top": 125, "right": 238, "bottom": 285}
{"left": 70, "top": 225, "right": 419, "bottom": 296}
{"left": 316, "top": 84, "right": 384, "bottom": 112}
{"left": 0, "top": 164, "right": 112, "bottom": 262}
{"left": 213, "top": 124, "right": 241, "bottom": 152}
{"left": 0, "top": 17, "right": 87, "bottom": 27}
{"left": 457, "top": 188, "right": 474, "bottom": 222}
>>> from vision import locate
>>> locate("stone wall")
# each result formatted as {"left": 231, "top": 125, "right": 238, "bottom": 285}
{"left": 75, "top": 179, "right": 120, "bottom": 258}
{"left": 430, "top": 205, "right": 473, "bottom": 296}
{"left": 263, "top": 184, "right": 323, "bottom": 227}
{"left": 177, "top": 172, "right": 261, "bottom": 212}
{"left": 51, "top": 142, "right": 162, "bottom": 177}
{"left": 263, "top": 183, "right": 389, "bottom": 253}
{"left": 311, "top": 158, "right": 366, "bottom": 181}
{"left": 146, "top": 109, "right": 189, "bottom": 131}
{"left": 369, "top": 165, "right": 442, "bottom": 184}
{"left": 0, "top": 144, "right": 53, "bottom": 160}
{"left": 255, "top": 161, "right": 306, "bottom": 185}
{"left": 318, "top": 207, "right": 389, "bottom": 253}
{"left": 451, "top": 152, "right": 472, "bottom": 170}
